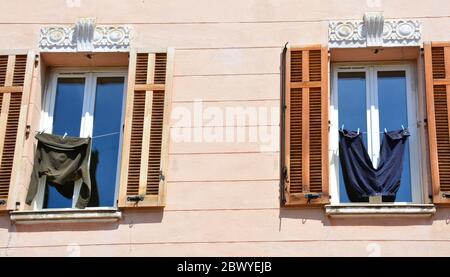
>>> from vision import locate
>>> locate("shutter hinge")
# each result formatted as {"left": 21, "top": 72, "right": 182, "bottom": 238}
{"left": 127, "top": 195, "right": 144, "bottom": 202}
{"left": 34, "top": 54, "right": 39, "bottom": 67}
{"left": 305, "top": 193, "right": 321, "bottom": 204}
{"left": 442, "top": 192, "right": 450, "bottom": 199}
{"left": 159, "top": 170, "right": 165, "bottom": 181}
{"left": 25, "top": 125, "right": 31, "bottom": 139}
{"left": 283, "top": 166, "right": 289, "bottom": 183}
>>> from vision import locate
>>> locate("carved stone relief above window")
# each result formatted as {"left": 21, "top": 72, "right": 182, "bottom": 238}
{"left": 39, "top": 18, "right": 131, "bottom": 52}
{"left": 329, "top": 12, "right": 421, "bottom": 48}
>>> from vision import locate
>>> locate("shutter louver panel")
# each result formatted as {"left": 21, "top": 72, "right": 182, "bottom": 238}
{"left": 126, "top": 90, "right": 146, "bottom": 196}
{"left": 0, "top": 56, "right": 7, "bottom": 86}
{"left": 147, "top": 90, "right": 164, "bottom": 195}
{"left": 0, "top": 93, "right": 22, "bottom": 197}
{"left": 135, "top": 54, "right": 148, "bottom": 85}
{"left": 154, "top": 53, "right": 167, "bottom": 84}
{"left": 309, "top": 87, "right": 323, "bottom": 193}
{"left": 12, "top": 55, "right": 27, "bottom": 86}
{"left": 289, "top": 88, "right": 302, "bottom": 193}
{"left": 308, "top": 50, "right": 322, "bottom": 82}
{"left": 434, "top": 85, "right": 450, "bottom": 193}
{"left": 284, "top": 45, "right": 329, "bottom": 206}
{"left": 290, "top": 51, "right": 303, "bottom": 82}
{"left": 119, "top": 49, "right": 174, "bottom": 208}
{"left": 0, "top": 51, "right": 33, "bottom": 210}
{"left": 425, "top": 42, "right": 450, "bottom": 204}
{"left": 431, "top": 47, "right": 445, "bottom": 79}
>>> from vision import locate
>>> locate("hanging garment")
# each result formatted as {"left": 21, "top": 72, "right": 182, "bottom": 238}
{"left": 338, "top": 129, "right": 410, "bottom": 202}
{"left": 26, "top": 133, "right": 92, "bottom": 209}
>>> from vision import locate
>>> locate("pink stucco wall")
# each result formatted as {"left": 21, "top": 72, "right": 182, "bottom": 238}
{"left": 0, "top": 0, "right": 449, "bottom": 256}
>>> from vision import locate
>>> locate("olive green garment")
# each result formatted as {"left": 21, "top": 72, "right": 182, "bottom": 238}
{"left": 26, "top": 133, "right": 92, "bottom": 209}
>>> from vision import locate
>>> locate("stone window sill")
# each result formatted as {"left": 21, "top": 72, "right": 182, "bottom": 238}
{"left": 325, "top": 204, "right": 436, "bottom": 217}
{"left": 10, "top": 208, "right": 122, "bottom": 224}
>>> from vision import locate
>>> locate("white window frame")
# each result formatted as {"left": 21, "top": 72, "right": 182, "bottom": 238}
{"left": 329, "top": 62, "right": 424, "bottom": 205}
{"left": 34, "top": 68, "right": 127, "bottom": 210}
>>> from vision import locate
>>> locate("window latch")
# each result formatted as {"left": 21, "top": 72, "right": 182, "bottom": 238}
{"left": 305, "top": 193, "right": 321, "bottom": 204}
{"left": 127, "top": 195, "right": 144, "bottom": 202}
{"left": 159, "top": 171, "right": 165, "bottom": 181}
{"left": 0, "top": 200, "right": 6, "bottom": 206}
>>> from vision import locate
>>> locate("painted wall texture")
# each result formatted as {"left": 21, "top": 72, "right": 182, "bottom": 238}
{"left": 0, "top": 0, "right": 450, "bottom": 256}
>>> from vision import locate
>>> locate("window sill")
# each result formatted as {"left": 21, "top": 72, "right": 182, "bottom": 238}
{"left": 325, "top": 204, "right": 436, "bottom": 217}
{"left": 10, "top": 208, "right": 122, "bottom": 224}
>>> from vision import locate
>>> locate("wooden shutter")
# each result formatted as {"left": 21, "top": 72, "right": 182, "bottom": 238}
{"left": 424, "top": 42, "right": 450, "bottom": 205}
{"left": 0, "top": 51, "right": 34, "bottom": 211}
{"left": 118, "top": 49, "right": 174, "bottom": 207}
{"left": 283, "top": 45, "right": 329, "bottom": 206}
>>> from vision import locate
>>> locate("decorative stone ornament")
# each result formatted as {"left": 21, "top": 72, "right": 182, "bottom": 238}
{"left": 329, "top": 12, "right": 421, "bottom": 48}
{"left": 364, "top": 12, "right": 384, "bottom": 47}
{"left": 74, "top": 18, "right": 96, "bottom": 52}
{"left": 39, "top": 18, "right": 131, "bottom": 52}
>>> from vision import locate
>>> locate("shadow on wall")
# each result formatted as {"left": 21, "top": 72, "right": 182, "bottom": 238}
{"left": 278, "top": 207, "right": 450, "bottom": 227}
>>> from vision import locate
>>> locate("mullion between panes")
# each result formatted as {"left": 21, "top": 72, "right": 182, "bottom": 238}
{"left": 71, "top": 73, "right": 93, "bottom": 208}
{"left": 370, "top": 67, "right": 381, "bottom": 168}
{"left": 329, "top": 66, "right": 340, "bottom": 205}
{"left": 75, "top": 74, "right": 91, "bottom": 207}
{"left": 404, "top": 64, "right": 423, "bottom": 203}
{"left": 79, "top": 73, "right": 96, "bottom": 138}
{"left": 33, "top": 73, "right": 59, "bottom": 210}
{"left": 43, "top": 74, "right": 58, "bottom": 134}
{"left": 364, "top": 67, "right": 374, "bottom": 167}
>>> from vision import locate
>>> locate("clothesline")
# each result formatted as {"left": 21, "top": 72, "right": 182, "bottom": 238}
{"left": 347, "top": 130, "right": 411, "bottom": 134}
{"left": 91, "top": 131, "right": 120, "bottom": 139}
{"left": 36, "top": 130, "right": 120, "bottom": 139}
{"left": 339, "top": 124, "right": 411, "bottom": 135}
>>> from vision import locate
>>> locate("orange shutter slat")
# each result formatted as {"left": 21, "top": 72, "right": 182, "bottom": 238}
{"left": 118, "top": 49, "right": 173, "bottom": 208}
{"left": 425, "top": 42, "right": 450, "bottom": 205}
{"left": 283, "top": 45, "right": 329, "bottom": 206}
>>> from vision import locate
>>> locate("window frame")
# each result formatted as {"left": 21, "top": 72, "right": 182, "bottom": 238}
{"left": 34, "top": 67, "right": 128, "bottom": 210}
{"left": 329, "top": 62, "right": 424, "bottom": 205}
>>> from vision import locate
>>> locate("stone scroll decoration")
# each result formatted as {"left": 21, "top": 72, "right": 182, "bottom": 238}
{"left": 329, "top": 12, "right": 421, "bottom": 48}
{"left": 39, "top": 18, "right": 131, "bottom": 52}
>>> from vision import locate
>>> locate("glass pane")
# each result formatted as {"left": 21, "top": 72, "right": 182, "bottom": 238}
{"left": 89, "top": 77, "right": 124, "bottom": 207}
{"left": 51, "top": 78, "right": 85, "bottom": 136}
{"left": 337, "top": 72, "right": 367, "bottom": 203}
{"left": 44, "top": 77, "right": 85, "bottom": 209}
{"left": 377, "top": 70, "right": 411, "bottom": 202}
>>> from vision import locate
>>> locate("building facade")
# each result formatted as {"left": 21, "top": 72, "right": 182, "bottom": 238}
{"left": 0, "top": 0, "right": 449, "bottom": 256}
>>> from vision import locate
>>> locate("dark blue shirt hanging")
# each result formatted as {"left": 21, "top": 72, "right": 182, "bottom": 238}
{"left": 338, "top": 129, "right": 410, "bottom": 202}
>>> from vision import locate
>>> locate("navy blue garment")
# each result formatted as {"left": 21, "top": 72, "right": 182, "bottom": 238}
{"left": 338, "top": 129, "right": 410, "bottom": 202}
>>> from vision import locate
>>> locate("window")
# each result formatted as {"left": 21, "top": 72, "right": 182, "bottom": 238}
{"left": 330, "top": 64, "right": 423, "bottom": 204}
{"left": 34, "top": 69, "right": 127, "bottom": 209}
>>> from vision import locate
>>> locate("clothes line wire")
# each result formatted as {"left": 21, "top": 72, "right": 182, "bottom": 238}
{"left": 35, "top": 130, "right": 120, "bottom": 139}
{"left": 337, "top": 124, "right": 415, "bottom": 135}
{"left": 91, "top": 131, "right": 121, "bottom": 139}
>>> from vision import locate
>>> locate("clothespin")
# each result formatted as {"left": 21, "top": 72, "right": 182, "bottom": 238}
{"left": 401, "top": 125, "right": 405, "bottom": 131}
{"left": 63, "top": 132, "right": 67, "bottom": 139}
{"left": 357, "top": 128, "right": 360, "bottom": 135}
{"left": 341, "top": 124, "right": 344, "bottom": 132}
{"left": 384, "top": 128, "right": 387, "bottom": 133}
